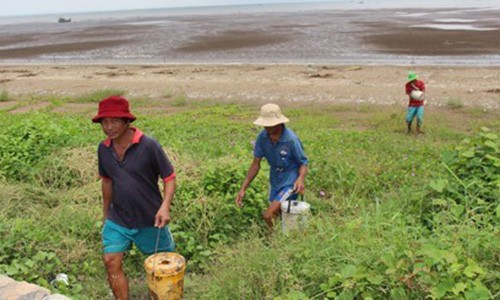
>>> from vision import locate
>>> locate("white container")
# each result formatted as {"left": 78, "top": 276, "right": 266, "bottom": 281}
{"left": 281, "top": 200, "right": 310, "bottom": 232}
{"left": 410, "top": 90, "right": 424, "bottom": 101}
{"left": 51, "top": 273, "right": 69, "bottom": 286}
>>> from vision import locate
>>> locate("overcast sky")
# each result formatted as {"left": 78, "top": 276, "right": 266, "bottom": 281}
{"left": 2, "top": 0, "right": 335, "bottom": 17}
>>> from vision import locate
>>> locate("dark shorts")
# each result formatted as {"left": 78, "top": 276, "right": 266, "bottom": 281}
{"left": 102, "top": 219, "right": 175, "bottom": 254}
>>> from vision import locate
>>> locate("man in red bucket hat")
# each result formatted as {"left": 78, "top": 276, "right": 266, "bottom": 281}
{"left": 93, "top": 95, "right": 176, "bottom": 299}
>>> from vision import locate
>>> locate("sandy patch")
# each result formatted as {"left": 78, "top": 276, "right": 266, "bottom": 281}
{"left": 0, "top": 64, "right": 498, "bottom": 111}
{"left": 10, "top": 101, "right": 51, "bottom": 114}
{"left": 51, "top": 103, "right": 95, "bottom": 113}
{"left": 0, "top": 101, "right": 18, "bottom": 110}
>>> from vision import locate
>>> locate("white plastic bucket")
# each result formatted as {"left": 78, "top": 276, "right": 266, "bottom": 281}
{"left": 281, "top": 200, "right": 310, "bottom": 232}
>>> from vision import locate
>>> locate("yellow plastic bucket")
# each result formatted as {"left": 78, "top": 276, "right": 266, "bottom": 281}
{"left": 144, "top": 252, "right": 186, "bottom": 300}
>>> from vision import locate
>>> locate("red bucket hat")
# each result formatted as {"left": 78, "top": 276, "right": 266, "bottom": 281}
{"left": 92, "top": 95, "right": 136, "bottom": 123}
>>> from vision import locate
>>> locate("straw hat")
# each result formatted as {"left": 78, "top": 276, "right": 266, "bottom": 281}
{"left": 253, "top": 103, "right": 289, "bottom": 127}
{"left": 92, "top": 95, "right": 136, "bottom": 123}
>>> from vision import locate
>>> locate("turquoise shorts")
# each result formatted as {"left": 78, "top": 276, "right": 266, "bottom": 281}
{"left": 406, "top": 106, "right": 424, "bottom": 126}
{"left": 102, "top": 219, "right": 175, "bottom": 254}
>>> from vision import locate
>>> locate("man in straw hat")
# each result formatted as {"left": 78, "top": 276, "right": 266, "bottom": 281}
{"left": 405, "top": 71, "right": 426, "bottom": 134}
{"left": 92, "top": 95, "right": 176, "bottom": 299}
{"left": 235, "top": 103, "right": 308, "bottom": 229}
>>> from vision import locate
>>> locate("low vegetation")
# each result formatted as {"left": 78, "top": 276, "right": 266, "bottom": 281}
{"left": 0, "top": 97, "right": 498, "bottom": 299}
{"left": 0, "top": 90, "right": 9, "bottom": 102}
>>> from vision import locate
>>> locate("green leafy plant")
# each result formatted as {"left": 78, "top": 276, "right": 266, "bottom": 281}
{"left": 425, "top": 128, "right": 499, "bottom": 228}
{"left": 171, "top": 161, "right": 268, "bottom": 272}
{"left": 0, "top": 114, "right": 74, "bottom": 181}
{"left": 1, "top": 98, "right": 499, "bottom": 298}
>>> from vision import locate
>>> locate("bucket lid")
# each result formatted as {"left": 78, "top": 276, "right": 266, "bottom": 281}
{"left": 144, "top": 252, "right": 186, "bottom": 276}
{"left": 281, "top": 201, "right": 310, "bottom": 214}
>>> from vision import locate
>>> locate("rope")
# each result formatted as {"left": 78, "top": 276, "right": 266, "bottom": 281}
{"left": 152, "top": 227, "right": 162, "bottom": 277}
{"left": 152, "top": 227, "right": 171, "bottom": 274}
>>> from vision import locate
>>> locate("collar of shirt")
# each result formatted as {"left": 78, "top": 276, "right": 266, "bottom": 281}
{"left": 265, "top": 125, "right": 289, "bottom": 144}
{"left": 102, "top": 127, "right": 144, "bottom": 147}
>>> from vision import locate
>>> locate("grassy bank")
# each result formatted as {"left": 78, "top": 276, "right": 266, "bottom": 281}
{"left": 0, "top": 96, "right": 498, "bottom": 299}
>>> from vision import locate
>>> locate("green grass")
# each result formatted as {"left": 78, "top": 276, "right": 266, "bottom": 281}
{"left": 0, "top": 90, "right": 9, "bottom": 102}
{"left": 73, "top": 89, "right": 126, "bottom": 103}
{"left": 445, "top": 98, "right": 464, "bottom": 109}
{"left": 0, "top": 97, "right": 498, "bottom": 299}
{"left": 171, "top": 95, "right": 187, "bottom": 107}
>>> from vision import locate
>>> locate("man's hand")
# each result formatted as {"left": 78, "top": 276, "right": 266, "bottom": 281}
{"left": 155, "top": 207, "right": 171, "bottom": 228}
{"left": 293, "top": 165, "right": 308, "bottom": 195}
{"left": 235, "top": 189, "right": 245, "bottom": 207}
{"left": 293, "top": 178, "right": 305, "bottom": 194}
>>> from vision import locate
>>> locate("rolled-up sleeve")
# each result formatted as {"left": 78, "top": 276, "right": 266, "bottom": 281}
{"left": 291, "top": 139, "right": 308, "bottom": 166}
{"left": 253, "top": 132, "right": 265, "bottom": 158}
{"left": 152, "top": 141, "right": 175, "bottom": 181}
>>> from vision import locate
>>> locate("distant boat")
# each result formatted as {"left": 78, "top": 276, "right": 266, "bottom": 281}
{"left": 58, "top": 17, "right": 71, "bottom": 23}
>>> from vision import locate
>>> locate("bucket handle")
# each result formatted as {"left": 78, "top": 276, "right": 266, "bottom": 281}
{"left": 286, "top": 193, "right": 304, "bottom": 214}
{"left": 286, "top": 198, "right": 292, "bottom": 214}
{"left": 152, "top": 227, "right": 171, "bottom": 275}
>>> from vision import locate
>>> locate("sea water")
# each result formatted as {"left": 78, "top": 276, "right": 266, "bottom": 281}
{"left": 0, "top": 0, "right": 499, "bottom": 65}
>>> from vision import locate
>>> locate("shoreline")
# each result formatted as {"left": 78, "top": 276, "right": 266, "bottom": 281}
{"left": 1, "top": 6, "right": 499, "bottom": 66}
{"left": 2, "top": 59, "right": 500, "bottom": 67}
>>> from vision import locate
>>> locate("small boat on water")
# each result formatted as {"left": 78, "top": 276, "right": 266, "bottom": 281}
{"left": 58, "top": 17, "right": 71, "bottom": 23}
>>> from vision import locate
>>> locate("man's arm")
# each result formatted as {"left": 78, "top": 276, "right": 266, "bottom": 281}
{"left": 405, "top": 83, "right": 412, "bottom": 95}
{"left": 293, "top": 164, "right": 308, "bottom": 194}
{"left": 102, "top": 179, "right": 112, "bottom": 222}
{"left": 235, "top": 157, "right": 262, "bottom": 207}
{"left": 419, "top": 81, "right": 426, "bottom": 92}
{"left": 420, "top": 81, "right": 426, "bottom": 100}
{"left": 155, "top": 178, "right": 176, "bottom": 228}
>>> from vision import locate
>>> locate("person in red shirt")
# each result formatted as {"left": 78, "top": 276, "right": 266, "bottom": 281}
{"left": 405, "top": 71, "right": 426, "bottom": 134}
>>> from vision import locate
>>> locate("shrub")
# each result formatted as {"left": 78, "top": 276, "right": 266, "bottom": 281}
{"left": 171, "top": 160, "right": 268, "bottom": 271}
{"left": 31, "top": 147, "right": 98, "bottom": 189}
{"left": 425, "top": 127, "right": 499, "bottom": 228}
{"left": 0, "top": 114, "right": 73, "bottom": 181}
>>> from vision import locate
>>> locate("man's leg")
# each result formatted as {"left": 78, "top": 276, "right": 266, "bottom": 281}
{"left": 405, "top": 107, "right": 416, "bottom": 134}
{"left": 103, "top": 253, "right": 128, "bottom": 300}
{"left": 416, "top": 106, "right": 425, "bottom": 134}
{"left": 262, "top": 201, "right": 282, "bottom": 229}
{"left": 102, "top": 220, "right": 133, "bottom": 300}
